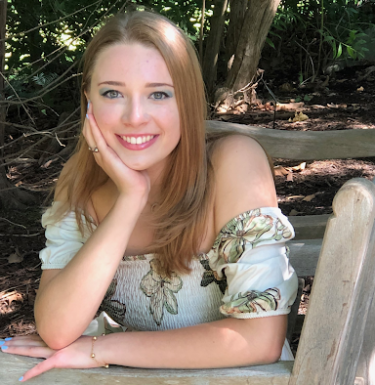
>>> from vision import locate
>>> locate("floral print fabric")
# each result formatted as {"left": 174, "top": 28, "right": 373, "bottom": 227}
{"left": 39, "top": 204, "right": 298, "bottom": 326}
{"left": 208, "top": 208, "right": 298, "bottom": 318}
{"left": 140, "top": 259, "right": 183, "bottom": 326}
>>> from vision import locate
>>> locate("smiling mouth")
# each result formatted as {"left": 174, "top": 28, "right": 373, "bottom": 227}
{"left": 119, "top": 135, "right": 156, "bottom": 145}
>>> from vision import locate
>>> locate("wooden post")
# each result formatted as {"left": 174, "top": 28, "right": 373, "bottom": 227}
{"left": 355, "top": 179, "right": 375, "bottom": 385}
{"left": 289, "top": 178, "right": 375, "bottom": 385}
{"left": 355, "top": 293, "right": 375, "bottom": 384}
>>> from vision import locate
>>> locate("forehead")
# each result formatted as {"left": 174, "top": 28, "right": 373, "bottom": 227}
{"left": 92, "top": 43, "right": 173, "bottom": 85}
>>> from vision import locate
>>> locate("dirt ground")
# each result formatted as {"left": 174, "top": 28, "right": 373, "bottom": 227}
{"left": 0, "top": 64, "right": 374, "bottom": 356}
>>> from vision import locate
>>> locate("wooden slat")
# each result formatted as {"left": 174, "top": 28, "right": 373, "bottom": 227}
{"left": 0, "top": 354, "right": 293, "bottom": 385}
{"left": 206, "top": 120, "right": 375, "bottom": 160}
{"left": 288, "top": 239, "right": 321, "bottom": 276}
{"left": 355, "top": 278, "right": 375, "bottom": 382}
{"left": 334, "top": 183, "right": 375, "bottom": 383}
{"left": 290, "top": 178, "right": 375, "bottom": 385}
{"left": 288, "top": 214, "right": 330, "bottom": 240}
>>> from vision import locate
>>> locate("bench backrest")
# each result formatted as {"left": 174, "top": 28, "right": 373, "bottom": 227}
{"left": 290, "top": 178, "right": 375, "bottom": 385}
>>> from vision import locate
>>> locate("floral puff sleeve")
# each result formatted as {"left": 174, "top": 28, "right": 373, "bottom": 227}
{"left": 207, "top": 207, "right": 298, "bottom": 319}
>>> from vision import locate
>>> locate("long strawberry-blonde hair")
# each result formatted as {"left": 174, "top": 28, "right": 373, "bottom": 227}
{"left": 52, "top": 11, "right": 214, "bottom": 276}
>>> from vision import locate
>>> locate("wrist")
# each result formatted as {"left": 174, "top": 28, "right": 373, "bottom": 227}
{"left": 91, "top": 335, "right": 109, "bottom": 368}
{"left": 116, "top": 191, "right": 148, "bottom": 212}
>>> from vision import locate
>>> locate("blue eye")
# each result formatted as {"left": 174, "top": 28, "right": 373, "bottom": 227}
{"left": 103, "top": 90, "right": 121, "bottom": 99}
{"left": 151, "top": 91, "right": 169, "bottom": 100}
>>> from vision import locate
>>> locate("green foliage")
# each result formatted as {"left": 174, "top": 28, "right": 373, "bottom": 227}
{"left": 4, "top": 0, "right": 375, "bottom": 119}
{"left": 267, "top": 0, "right": 375, "bottom": 81}
{"left": 32, "top": 73, "right": 59, "bottom": 87}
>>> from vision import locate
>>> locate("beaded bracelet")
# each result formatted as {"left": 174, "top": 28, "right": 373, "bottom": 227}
{"left": 91, "top": 334, "right": 109, "bottom": 368}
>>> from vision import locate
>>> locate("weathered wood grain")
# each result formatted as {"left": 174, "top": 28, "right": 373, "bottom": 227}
{"left": 206, "top": 120, "right": 375, "bottom": 160}
{"left": 355, "top": 288, "right": 375, "bottom": 384}
{"left": 289, "top": 178, "right": 375, "bottom": 385}
{"left": 0, "top": 353, "right": 293, "bottom": 385}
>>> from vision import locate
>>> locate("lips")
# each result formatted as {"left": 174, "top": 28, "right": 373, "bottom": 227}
{"left": 116, "top": 134, "right": 159, "bottom": 150}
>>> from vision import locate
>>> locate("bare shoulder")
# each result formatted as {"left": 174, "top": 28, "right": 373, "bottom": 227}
{"left": 211, "top": 135, "right": 277, "bottom": 233}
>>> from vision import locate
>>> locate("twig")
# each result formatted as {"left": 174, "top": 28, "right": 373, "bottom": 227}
{"left": 0, "top": 0, "right": 104, "bottom": 42}
{"left": 55, "top": 133, "right": 66, "bottom": 148}
{"left": 0, "top": 231, "right": 44, "bottom": 237}
{"left": 295, "top": 41, "right": 316, "bottom": 83}
{"left": 10, "top": 0, "right": 122, "bottom": 80}
{"left": 0, "top": 70, "right": 80, "bottom": 105}
{"left": 0, "top": 72, "right": 37, "bottom": 129}
{"left": 0, "top": 217, "right": 27, "bottom": 229}
{"left": 0, "top": 291, "right": 23, "bottom": 300}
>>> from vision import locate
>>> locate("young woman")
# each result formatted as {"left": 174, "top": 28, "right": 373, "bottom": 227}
{"left": 1, "top": 11, "right": 297, "bottom": 382}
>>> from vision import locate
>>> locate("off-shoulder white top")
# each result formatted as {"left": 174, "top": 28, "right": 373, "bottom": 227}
{"left": 39, "top": 204, "right": 298, "bottom": 360}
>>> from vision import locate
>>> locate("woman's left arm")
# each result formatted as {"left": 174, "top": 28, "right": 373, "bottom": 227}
{"left": 98, "top": 315, "right": 287, "bottom": 368}
{"left": 2, "top": 315, "right": 286, "bottom": 381}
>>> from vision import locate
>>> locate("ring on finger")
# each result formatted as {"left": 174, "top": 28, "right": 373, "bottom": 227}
{"left": 88, "top": 146, "right": 99, "bottom": 153}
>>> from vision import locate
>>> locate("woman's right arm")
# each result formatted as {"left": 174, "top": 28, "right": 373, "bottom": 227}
{"left": 34, "top": 194, "right": 144, "bottom": 350}
{"left": 34, "top": 107, "right": 149, "bottom": 350}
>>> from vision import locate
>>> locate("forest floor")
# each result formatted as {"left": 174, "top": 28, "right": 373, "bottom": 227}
{"left": 0, "top": 64, "right": 374, "bottom": 357}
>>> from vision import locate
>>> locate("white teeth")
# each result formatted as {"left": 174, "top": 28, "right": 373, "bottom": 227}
{"left": 121, "top": 135, "right": 154, "bottom": 145}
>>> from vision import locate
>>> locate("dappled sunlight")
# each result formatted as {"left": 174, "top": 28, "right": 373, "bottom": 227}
{"left": 0, "top": 290, "right": 24, "bottom": 315}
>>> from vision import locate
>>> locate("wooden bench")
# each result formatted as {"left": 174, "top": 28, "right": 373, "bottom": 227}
{"left": 3, "top": 176, "right": 375, "bottom": 384}
{"left": 2, "top": 122, "right": 375, "bottom": 383}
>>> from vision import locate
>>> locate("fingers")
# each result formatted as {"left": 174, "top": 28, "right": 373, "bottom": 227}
{"left": 1, "top": 344, "right": 54, "bottom": 359}
{"left": 20, "top": 358, "right": 56, "bottom": 382}
{"left": 82, "top": 108, "right": 96, "bottom": 150}
{"left": 1, "top": 335, "right": 47, "bottom": 347}
{"left": 86, "top": 104, "right": 107, "bottom": 152}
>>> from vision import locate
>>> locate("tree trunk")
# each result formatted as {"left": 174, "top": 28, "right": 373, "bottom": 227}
{"left": 225, "top": 0, "right": 280, "bottom": 92}
{"left": 202, "top": 0, "right": 229, "bottom": 97}
{"left": 226, "top": 0, "right": 247, "bottom": 73}
{"left": 0, "top": 0, "right": 34, "bottom": 209}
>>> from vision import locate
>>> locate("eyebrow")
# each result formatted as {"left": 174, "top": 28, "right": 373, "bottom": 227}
{"left": 97, "top": 81, "right": 174, "bottom": 88}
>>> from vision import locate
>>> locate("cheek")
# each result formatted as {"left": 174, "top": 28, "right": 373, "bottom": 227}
{"left": 93, "top": 104, "right": 119, "bottom": 128}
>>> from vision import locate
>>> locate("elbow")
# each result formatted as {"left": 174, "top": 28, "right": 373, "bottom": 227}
{"left": 36, "top": 323, "right": 72, "bottom": 350}
{"left": 35, "top": 316, "right": 77, "bottom": 350}
{"left": 260, "top": 343, "right": 284, "bottom": 364}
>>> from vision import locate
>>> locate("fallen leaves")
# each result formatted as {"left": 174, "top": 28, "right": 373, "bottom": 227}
{"left": 303, "top": 194, "right": 317, "bottom": 202}
{"left": 289, "top": 111, "right": 309, "bottom": 122}
{"left": 0, "top": 291, "right": 23, "bottom": 306}
{"left": 274, "top": 162, "right": 306, "bottom": 180}
{"left": 8, "top": 253, "right": 24, "bottom": 264}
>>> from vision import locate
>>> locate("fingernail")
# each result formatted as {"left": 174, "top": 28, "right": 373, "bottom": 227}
{"left": 19, "top": 377, "right": 24, "bottom": 382}
{"left": 1, "top": 346, "right": 8, "bottom": 350}
{"left": 5, "top": 337, "right": 12, "bottom": 341}
{"left": 86, "top": 113, "right": 89, "bottom": 119}
{"left": 0, "top": 341, "right": 4, "bottom": 346}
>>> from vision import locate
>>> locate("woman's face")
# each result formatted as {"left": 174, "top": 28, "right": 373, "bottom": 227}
{"left": 87, "top": 43, "right": 181, "bottom": 173}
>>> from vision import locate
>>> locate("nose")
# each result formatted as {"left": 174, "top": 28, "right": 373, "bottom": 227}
{"left": 121, "top": 96, "right": 149, "bottom": 127}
